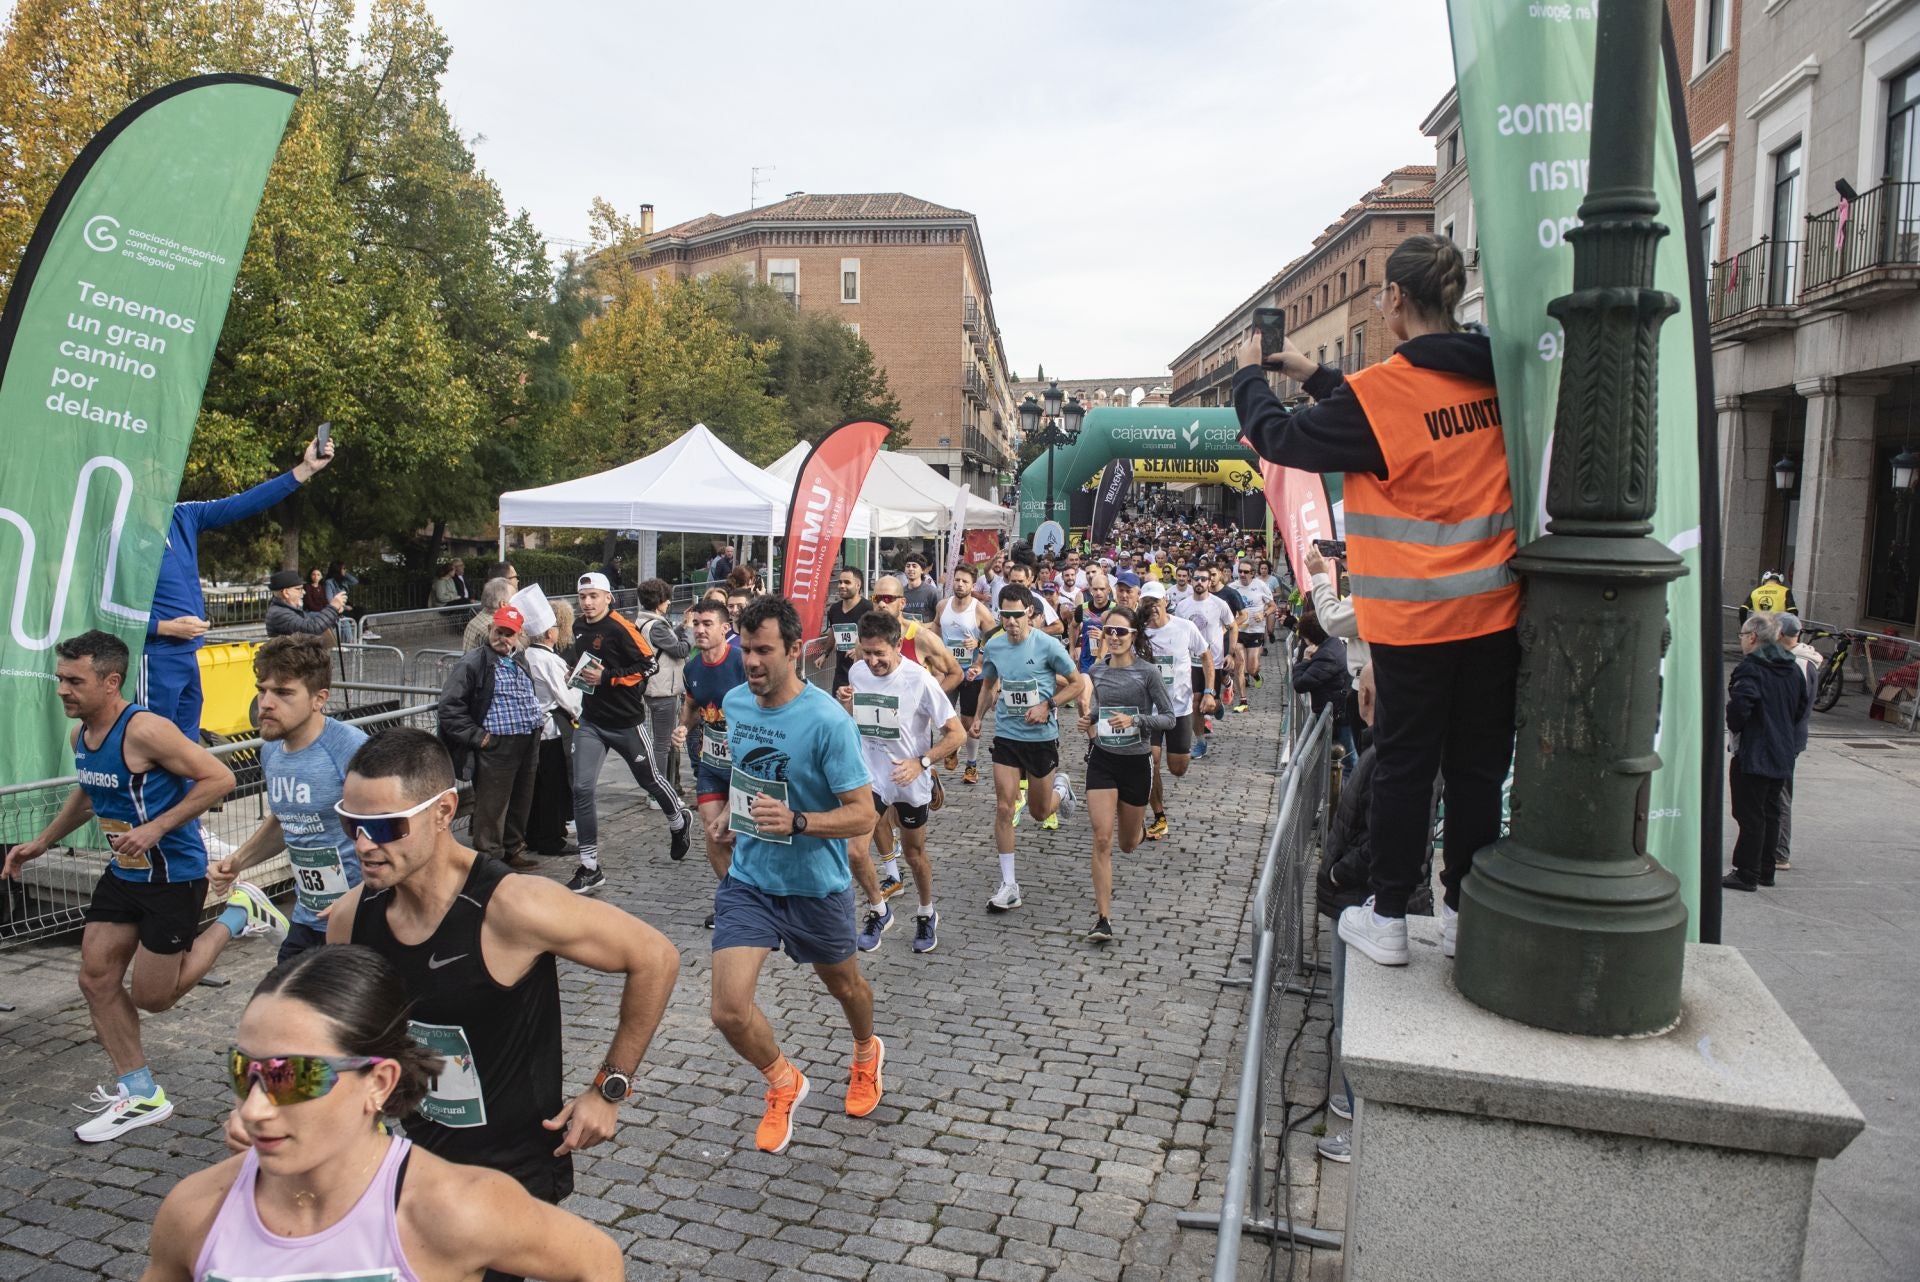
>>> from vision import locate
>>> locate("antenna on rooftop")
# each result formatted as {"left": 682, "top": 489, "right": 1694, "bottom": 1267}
{"left": 751, "top": 165, "right": 776, "bottom": 209}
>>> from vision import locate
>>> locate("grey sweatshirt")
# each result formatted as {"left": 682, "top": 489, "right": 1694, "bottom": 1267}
{"left": 1087, "top": 657, "right": 1177, "bottom": 756}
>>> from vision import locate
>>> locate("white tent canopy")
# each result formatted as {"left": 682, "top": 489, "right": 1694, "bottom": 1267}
{"left": 766, "top": 444, "right": 1014, "bottom": 538}
{"left": 498, "top": 424, "right": 872, "bottom": 539}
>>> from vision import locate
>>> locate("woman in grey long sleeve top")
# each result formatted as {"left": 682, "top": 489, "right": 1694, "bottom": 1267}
{"left": 1077, "top": 604, "right": 1178, "bottom": 943}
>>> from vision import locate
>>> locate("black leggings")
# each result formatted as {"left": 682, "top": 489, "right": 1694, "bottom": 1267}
{"left": 1366, "top": 629, "right": 1519, "bottom": 916}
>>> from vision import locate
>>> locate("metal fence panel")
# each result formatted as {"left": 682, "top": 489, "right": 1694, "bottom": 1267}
{"left": 0, "top": 702, "right": 443, "bottom": 950}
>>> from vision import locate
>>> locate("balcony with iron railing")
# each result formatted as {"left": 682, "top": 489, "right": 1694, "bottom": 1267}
{"left": 1708, "top": 238, "right": 1803, "bottom": 338}
{"left": 963, "top": 296, "right": 980, "bottom": 333}
{"left": 1801, "top": 181, "right": 1920, "bottom": 309}
{"left": 963, "top": 365, "right": 986, "bottom": 404}
{"left": 1171, "top": 357, "right": 1239, "bottom": 405}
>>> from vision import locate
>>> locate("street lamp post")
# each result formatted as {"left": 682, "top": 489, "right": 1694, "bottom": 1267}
{"left": 1019, "top": 381, "right": 1085, "bottom": 528}
{"left": 1452, "top": 0, "right": 1691, "bottom": 1035}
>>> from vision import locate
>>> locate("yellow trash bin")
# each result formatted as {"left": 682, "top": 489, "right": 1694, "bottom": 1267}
{"left": 196, "top": 640, "right": 261, "bottom": 739}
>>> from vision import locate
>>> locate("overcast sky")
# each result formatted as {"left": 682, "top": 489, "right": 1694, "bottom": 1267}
{"left": 432, "top": 0, "right": 1456, "bottom": 379}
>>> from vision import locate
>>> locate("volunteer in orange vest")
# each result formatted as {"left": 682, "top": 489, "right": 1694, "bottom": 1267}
{"left": 1232, "top": 234, "right": 1520, "bottom": 970}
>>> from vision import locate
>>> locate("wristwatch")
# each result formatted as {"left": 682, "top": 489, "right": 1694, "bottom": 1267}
{"left": 791, "top": 811, "right": 810, "bottom": 835}
{"left": 593, "top": 1063, "right": 632, "bottom": 1102}
{"left": 918, "top": 754, "right": 933, "bottom": 772}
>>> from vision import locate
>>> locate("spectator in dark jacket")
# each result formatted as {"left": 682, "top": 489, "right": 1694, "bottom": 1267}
{"left": 265, "top": 569, "right": 344, "bottom": 637}
{"left": 1724, "top": 613, "right": 1810, "bottom": 891}
{"left": 1292, "top": 616, "right": 1356, "bottom": 760}
{"left": 1773, "top": 613, "right": 1821, "bottom": 872}
{"left": 438, "top": 605, "right": 544, "bottom": 869}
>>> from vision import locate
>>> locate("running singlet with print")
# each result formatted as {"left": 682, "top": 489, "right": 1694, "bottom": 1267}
{"left": 683, "top": 641, "right": 747, "bottom": 772}
{"left": 351, "top": 855, "right": 568, "bottom": 1196}
{"left": 73, "top": 703, "right": 207, "bottom": 883}
{"left": 938, "top": 598, "right": 984, "bottom": 672}
{"left": 849, "top": 656, "right": 955, "bottom": 808}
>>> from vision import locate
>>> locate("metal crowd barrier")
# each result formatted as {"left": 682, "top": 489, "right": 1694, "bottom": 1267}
{"left": 1178, "top": 703, "right": 1339, "bottom": 1273}
{"left": 0, "top": 698, "right": 442, "bottom": 950}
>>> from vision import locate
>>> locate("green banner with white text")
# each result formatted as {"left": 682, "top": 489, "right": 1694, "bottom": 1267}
{"left": 1447, "top": 3, "right": 1711, "bottom": 936}
{"left": 0, "top": 76, "right": 298, "bottom": 811}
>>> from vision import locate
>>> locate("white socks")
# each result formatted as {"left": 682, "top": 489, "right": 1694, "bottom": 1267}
{"left": 881, "top": 857, "right": 901, "bottom": 881}
{"left": 998, "top": 852, "right": 1017, "bottom": 884}
{"left": 917, "top": 899, "right": 935, "bottom": 919}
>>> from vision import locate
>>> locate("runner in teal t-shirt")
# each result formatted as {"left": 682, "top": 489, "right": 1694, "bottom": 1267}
{"left": 712, "top": 597, "right": 883, "bottom": 1159}
{"left": 969, "top": 584, "right": 1089, "bottom": 915}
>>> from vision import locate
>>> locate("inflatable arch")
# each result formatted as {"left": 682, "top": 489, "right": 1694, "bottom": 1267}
{"left": 1015, "top": 407, "right": 1255, "bottom": 536}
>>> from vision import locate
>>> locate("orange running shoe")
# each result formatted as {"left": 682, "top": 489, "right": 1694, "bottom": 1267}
{"left": 845, "top": 1037, "right": 885, "bottom": 1118}
{"left": 755, "top": 1070, "right": 810, "bottom": 1154}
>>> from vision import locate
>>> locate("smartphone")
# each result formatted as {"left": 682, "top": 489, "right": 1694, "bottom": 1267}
{"left": 314, "top": 420, "right": 332, "bottom": 457}
{"left": 1313, "top": 539, "right": 1347, "bottom": 558}
{"left": 1253, "top": 307, "right": 1287, "bottom": 361}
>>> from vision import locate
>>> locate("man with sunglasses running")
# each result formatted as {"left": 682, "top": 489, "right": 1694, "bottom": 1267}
{"left": 5, "top": 631, "right": 282, "bottom": 1143}
{"left": 969, "top": 587, "right": 1089, "bottom": 912}
{"left": 326, "top": 728, "right": 680, "bottom": 1239}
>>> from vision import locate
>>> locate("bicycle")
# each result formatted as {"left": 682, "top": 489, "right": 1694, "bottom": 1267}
{"left": 1807, "top": 628, "right": 1859, "bottom": 713}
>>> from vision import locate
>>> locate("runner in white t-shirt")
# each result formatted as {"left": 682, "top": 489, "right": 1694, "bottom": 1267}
{"left": 1140, "top": 584, "right": 1210, "bottom": 840}
{"left": 1174, "top": 577, "right": 1235, "bottom": 760}
{"left": 1233, "top": 563, "right": 1278, "bottom": 691}
{"left": 837, "top": 611, "right": 966, "bottom": 957}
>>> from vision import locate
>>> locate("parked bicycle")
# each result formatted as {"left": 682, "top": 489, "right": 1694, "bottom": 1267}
{"left": 1807, "top": 628, "right": 1858, "bottom": 713}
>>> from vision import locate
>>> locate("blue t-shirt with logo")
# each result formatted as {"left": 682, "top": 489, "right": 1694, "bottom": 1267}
{"left": 723, "top": 683, "right": 870, "bottom": 898}
{"left": 260, "top": 717, "right": 369, "bottom": 929}
{"left": 683, "top": 642, "right": 748, "bottom": 772}
{"left": 981, "top": 630, "right": 1079, "bottom": 743}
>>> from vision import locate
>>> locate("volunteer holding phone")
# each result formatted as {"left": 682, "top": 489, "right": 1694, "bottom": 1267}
{"left": 1233, "top": 233, "right": 1520, "bottom": 970}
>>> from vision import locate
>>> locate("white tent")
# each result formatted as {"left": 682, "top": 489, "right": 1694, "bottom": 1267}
{"left": 498, "top": 424, "right": 873, "bottom": 540}
{"left": 766, "top": 444, "right": 1014, "bottom": 538}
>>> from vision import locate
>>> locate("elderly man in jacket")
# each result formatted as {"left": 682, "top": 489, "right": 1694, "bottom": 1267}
{"left": 265, "top": 569, "right": 345, "bottom": 637}
{"left": 1724, "top": 612, "right": 1810, "bottom": 892}
{"left": 438, "top": 605, "right": 543, "bottom": 869}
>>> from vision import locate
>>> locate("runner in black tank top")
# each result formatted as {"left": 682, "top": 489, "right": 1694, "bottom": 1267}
{"left": 352, "top": 853, "right": 570, "bottom": 1200}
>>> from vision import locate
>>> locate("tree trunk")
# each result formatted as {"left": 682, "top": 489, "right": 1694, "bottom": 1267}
{"left": 426, "top": 519, "right": 446, "bottom": 567}
{"left": 280, "top": 516, "right": 302, "bottom": 572}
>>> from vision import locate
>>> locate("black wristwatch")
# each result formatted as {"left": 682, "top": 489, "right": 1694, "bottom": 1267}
{"left": 791, "top": 811, "right": 810, "bottom": 835}
{"left": 593, "top": 1064, "right": 632, "bottom": 1102}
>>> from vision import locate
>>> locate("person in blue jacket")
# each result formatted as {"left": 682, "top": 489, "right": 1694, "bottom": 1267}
{"left": 139, "top": 436, "right": 334, "bottom": 741}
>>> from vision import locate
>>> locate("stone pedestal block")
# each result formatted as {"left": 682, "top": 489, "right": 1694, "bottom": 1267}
{"left": 1341, "top": 918, "right": 1862, "bottom": 1281}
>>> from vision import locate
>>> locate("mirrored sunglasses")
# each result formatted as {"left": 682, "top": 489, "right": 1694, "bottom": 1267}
{"left": 228, "top": 1047, "right": 386, "bottom": 1105}
{"left": 334, "top": 788, "right": 453, "bottom": 845}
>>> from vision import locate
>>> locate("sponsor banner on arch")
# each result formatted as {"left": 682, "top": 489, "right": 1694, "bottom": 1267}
{"left": 1447, "top": 0, "right": 1712, "bottom": 932}
{"left": 0, "top": 76, "right": 297, "bottom": 805}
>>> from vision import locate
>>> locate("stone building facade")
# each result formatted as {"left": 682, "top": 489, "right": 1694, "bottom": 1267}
{"left": 627, "top": 193, "right": 1018, "bottom": 494}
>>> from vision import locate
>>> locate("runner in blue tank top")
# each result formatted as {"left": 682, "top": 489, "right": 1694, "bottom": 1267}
{"left": 3, "top": 631, "right": 284, "bottom": 1143}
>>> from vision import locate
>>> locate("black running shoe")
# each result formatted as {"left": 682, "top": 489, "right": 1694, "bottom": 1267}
{"left": 669, "top": 816, "right": 691, "bottom": 862}
{"left": 704, "top": 912, "right": 715, "bottom": 930}
{"left": 566, "top": 865, "right": 607, "bottom": 895}
{"left": 1086, "top": 915, "right": 1115, "bottom": 943}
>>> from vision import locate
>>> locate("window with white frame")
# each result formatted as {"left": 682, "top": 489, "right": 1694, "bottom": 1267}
{"left": 841, "top": 258, "right": 860, "bottom": 303}
{"left": 768, "top": 258, "right": 798, "bottom": 304}
{"left": 1703, "top": 0, "right": 1731, "bottom": 66}
{"left": 1698, "top": 189, "right": 1719, "bottom": 264}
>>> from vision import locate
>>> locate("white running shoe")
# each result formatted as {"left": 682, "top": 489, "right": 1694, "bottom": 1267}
{"left": 1337, "top": 899, "right": 1410, "bottom": 966}
{"left": 1055, "top": 777, "right": 1078, "bottom": 821}
{"left": 1441, "top": 902, "right": 1458, "bottom": 958}
{"left": 231, "top": 880, "right": 289, "bottom": 942}
{"left": 202, "top": 833, "right": 237, "bottom": 860}
{"left": 987, "top": 881, "right": 1023, "bottom": 912}
{"left": 74, "top": 1083, "right": 173, "bottom": 1143}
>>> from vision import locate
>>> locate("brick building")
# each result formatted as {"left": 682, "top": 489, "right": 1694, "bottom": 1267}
{"left": 1167, "top": 167, "right": 1436, "bottom": 409}
{"left": 627, "top": 193, "right": 1018, "bottom": 494}
{"left": 1421, "top": 91, "right": 1485, "bottom": 325}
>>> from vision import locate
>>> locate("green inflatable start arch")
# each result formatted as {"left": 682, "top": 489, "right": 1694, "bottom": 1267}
{"left": 1015, "top": 407, "right": 1254, "bottom": 537}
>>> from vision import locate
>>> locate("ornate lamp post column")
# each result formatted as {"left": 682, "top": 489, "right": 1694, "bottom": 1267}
{"left": 1453, "top": 0, "right": 1690, "bottom": 1035}
{"left": 1019, "top": 381, "right": 1085, "bottom": 528}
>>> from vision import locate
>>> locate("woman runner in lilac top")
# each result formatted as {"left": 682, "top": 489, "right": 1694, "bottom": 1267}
{"left": 141, "top": 946, "right": 620, "bottom": 1282}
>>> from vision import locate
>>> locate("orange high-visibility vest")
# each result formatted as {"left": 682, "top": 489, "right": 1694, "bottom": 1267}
{"left": 1341, "top": 354, "right": 1520, "bottom": 646}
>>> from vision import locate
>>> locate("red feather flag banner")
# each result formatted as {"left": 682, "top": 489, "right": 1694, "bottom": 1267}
{"left": 1251, "top": 448, "right": 1334, "bottom": 592}
{"left": 781, "top": 419, "right": 891, "bottom": 642}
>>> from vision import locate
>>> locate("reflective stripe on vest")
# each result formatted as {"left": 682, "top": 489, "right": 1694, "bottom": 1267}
{"left": 1341, "top": 353, "right": 1521, "bottom": 646}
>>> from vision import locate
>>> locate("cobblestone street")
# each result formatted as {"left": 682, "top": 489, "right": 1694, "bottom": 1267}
{"left": 0, "top": 691, "right": 1336, "bottom": 1281}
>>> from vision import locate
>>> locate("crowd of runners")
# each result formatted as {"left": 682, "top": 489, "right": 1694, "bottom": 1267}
{"left": 1, "top": 509, "right": 1295, "bottom": 1280}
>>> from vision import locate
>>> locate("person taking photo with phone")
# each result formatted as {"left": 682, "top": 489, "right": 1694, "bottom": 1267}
{"left": 1233, "top": 233, "right": 1520, "bottom": 970}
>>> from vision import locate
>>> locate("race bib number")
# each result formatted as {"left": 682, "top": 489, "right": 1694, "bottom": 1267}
{"left": 853, "top": 692, "right": 903, "bottom": 741}
{"left": 1000, "top": 678, "right": 1042, "bottom": 715}
{"left": 1096, "top": 706, "right": 1142, "bottom": 749}
{"left": 832, "top": 622, "right": 859, "bottom": 654}
{"left": 97, "top": 818, "right": 149, "bottom": 871}
{"left": 728, "top": 767, "right": 792, "bottom": 845}
{"left": 944, "top": 631, "right": 977, "bottom": 663}
{"left": 408, "top": 1022, "right": 486, "bottom": 1128}
{"left": 701, "top": 721, "right": 732, "bottom": 769}
{"left": 288, "top": 843, "right": 351, "bottom": 914}
{"left": 1153, "top": 653, "right": 1178, "bottom": 688}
